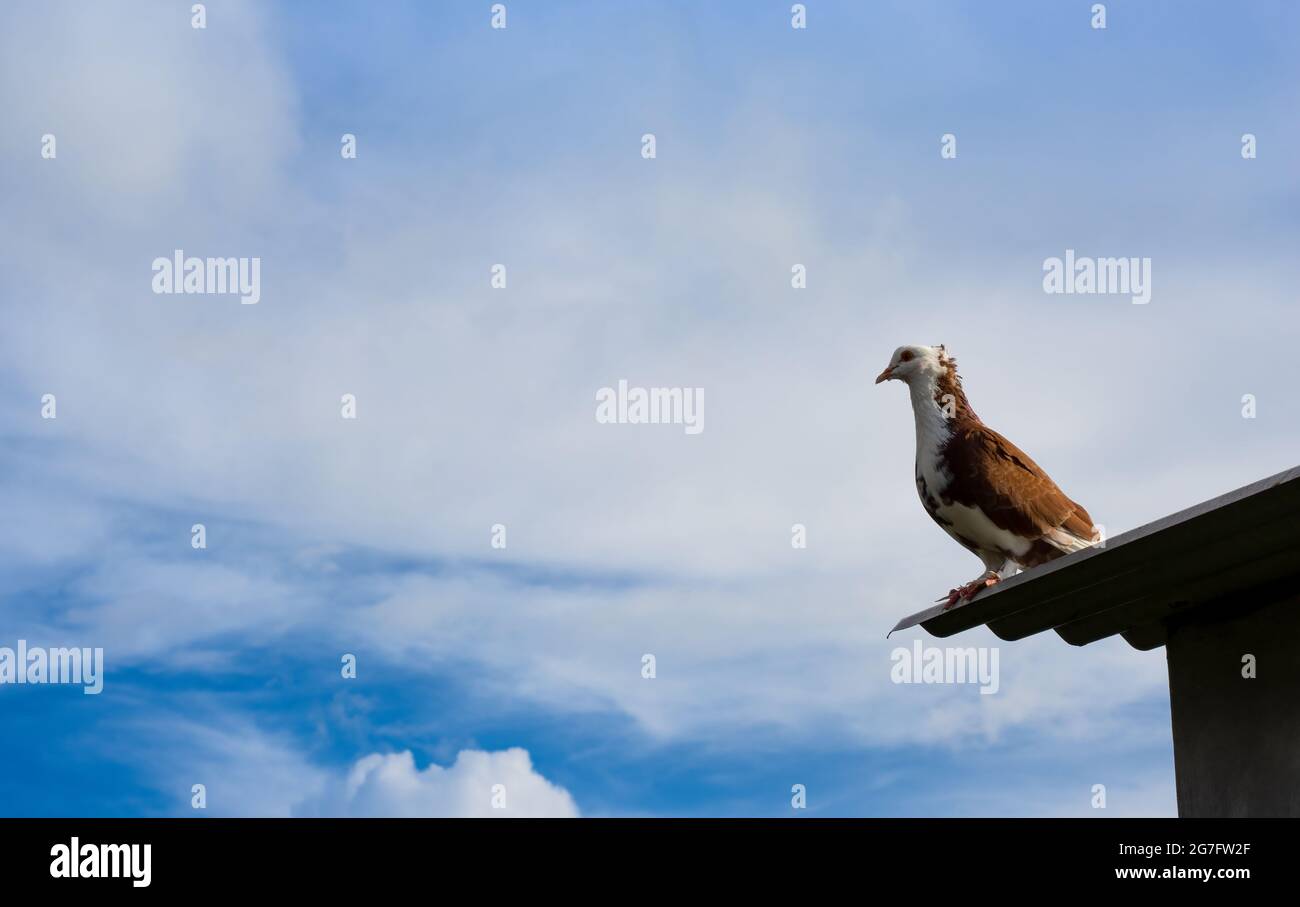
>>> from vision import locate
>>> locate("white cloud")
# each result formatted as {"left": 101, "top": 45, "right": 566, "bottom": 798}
{"left": 942, "top": 771, "right": 1178, "bottom": 819}
{"left": 298, "top": 749, "right": 579, "bottom": 818}
{"left": 3, "top": 1, "right": 1296, "bottom": 796}
{"left": 127, "top": 710, "right": 577, "bottom": 817}
{"left": 128, "top": 713, "right": 330, "bottom": 818}
{"left": 350, "top": 567, "right": 1173, "bottom": 751}
{"left": 0, "top": 0, "right": 298, "bottom": 220}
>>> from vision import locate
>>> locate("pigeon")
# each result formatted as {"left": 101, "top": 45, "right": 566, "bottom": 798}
{"left": 875, "top": 344, "right": 1101, "bottom": 609}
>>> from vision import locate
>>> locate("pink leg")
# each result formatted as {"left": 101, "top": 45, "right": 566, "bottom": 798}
{"left": 940, "top": 574, "right": 1001, "bottom": 610}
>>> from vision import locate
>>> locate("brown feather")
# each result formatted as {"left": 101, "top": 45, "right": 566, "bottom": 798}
{"left": 934, "top": 356, "right": 1097, "bottom": 566}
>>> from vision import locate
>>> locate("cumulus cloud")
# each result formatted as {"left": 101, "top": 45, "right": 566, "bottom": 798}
{"left": 126, "top": 709, "right": 577, "bottom": 818}
{"left": 297, "top": 749, "right": 578, "bottom": 818}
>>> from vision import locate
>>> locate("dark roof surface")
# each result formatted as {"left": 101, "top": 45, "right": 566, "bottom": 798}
{"left": 889, "top": 466, "right": 1300, "bottom": 650}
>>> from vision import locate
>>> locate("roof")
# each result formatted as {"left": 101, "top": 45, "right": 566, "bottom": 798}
{"left": 889, "top": 465, "right": 1300, "bottom": 650}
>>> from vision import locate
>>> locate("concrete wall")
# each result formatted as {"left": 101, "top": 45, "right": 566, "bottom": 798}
{"left": 1166, "top": 594, "right": 1300, "bottom": 817}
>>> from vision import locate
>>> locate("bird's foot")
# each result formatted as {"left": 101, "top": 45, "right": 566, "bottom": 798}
{"left": 939, "top": 574, "right": 1001, "bottom": 611}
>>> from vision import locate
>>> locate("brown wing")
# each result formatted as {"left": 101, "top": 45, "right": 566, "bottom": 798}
{"left": 941, "top": 422, "right": 1096, "bottom": 543}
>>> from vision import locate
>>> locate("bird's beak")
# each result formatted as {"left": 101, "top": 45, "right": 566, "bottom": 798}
{"left": 874, "top": 365, "right": 895, "bottom": 384}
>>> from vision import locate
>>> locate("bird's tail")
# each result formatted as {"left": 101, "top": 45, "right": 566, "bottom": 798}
{"left": 1044, "top": 521, "right": 1102, "bottom": 554}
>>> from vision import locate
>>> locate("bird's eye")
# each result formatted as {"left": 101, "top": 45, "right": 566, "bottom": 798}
{"left": 899, "top": 350, "right": 914, "bottom": 363}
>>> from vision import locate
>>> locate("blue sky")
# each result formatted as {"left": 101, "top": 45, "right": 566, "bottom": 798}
{"left": 1, "top": 0, "right": 1297, "bottom": 817}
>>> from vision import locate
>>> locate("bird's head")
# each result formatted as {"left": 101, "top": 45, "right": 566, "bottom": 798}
{"left": 875, "top": 344, "right": 951, "bottom": 386}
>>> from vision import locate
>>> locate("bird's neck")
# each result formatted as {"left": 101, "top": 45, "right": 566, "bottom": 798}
{"left": 908, "top": 365, "right": 978, "bottom": 463}
{"left": 908, "top": 374, "right": 954, "bottom": 459}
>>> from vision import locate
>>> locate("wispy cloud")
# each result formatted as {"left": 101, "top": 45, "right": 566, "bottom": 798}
{"left": 1, "top": 0, "right": 1295, "bottom": 817}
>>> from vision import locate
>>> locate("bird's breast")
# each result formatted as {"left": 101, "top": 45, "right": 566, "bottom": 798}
{"left": 916, "top": 445, "right": 1032, "bottom": 562}
{"left": 914, "top": 440, "right": 953, "bottom": 511}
